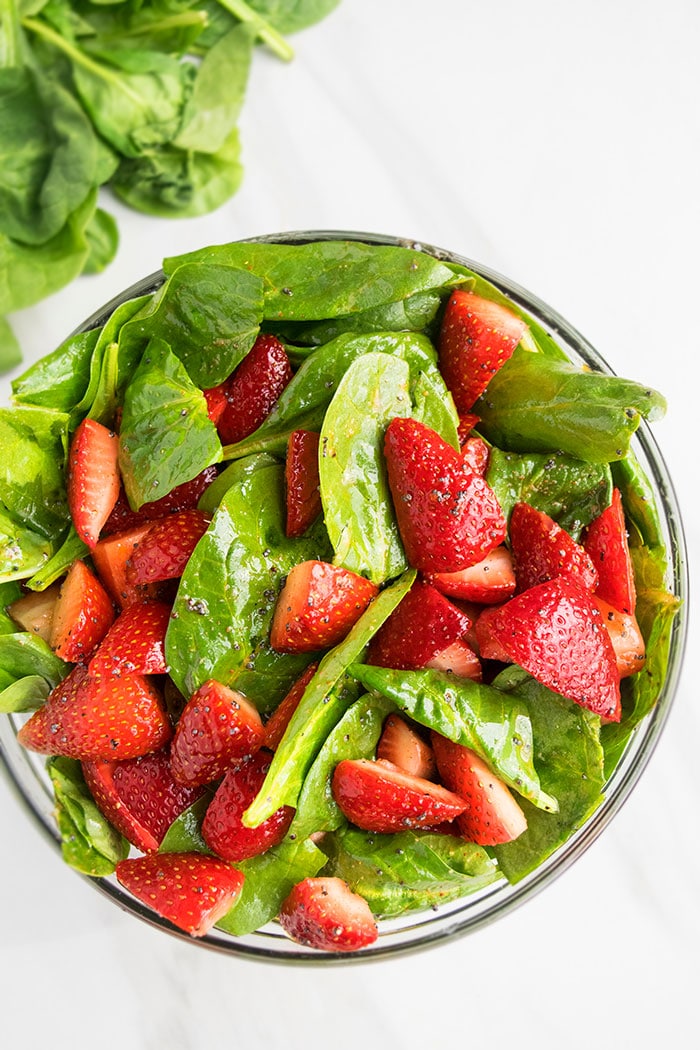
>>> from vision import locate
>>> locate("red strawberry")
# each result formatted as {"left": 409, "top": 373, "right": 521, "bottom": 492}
{"left": 429, "top": 546, "right": 516, "bottom": 604}
{"left": 88, "top": 601, "right": 171, "bottom": 678}
{"left": 285, "top": 430, "right": 322, "bottom": 538}
{"left": 279, "top": 877, "right": 377, "bottom": 953}
{"left": 50, "top": 560, "right": 115, "bottom": 662}
{"left": 439, "top": 290, "right": 527, "bottom": 412}
{"left": 263, "top": 663, "right": 318, "bottom": 750}
{"left": 169, "top": 679, "right": 265, "bottom": 787}
{"left": 376, "top": 714, "right": 436, "bottom": 780}
{"left": 269, "top": 560, "right": 378, "bottom": 654}
{"left": 125, "top": 509, "right": 210, "bottom": 585}
{"left": 82, "top": 748, "right": 204, "bottom": 853}
{"left": 115, "top": 852, "right": 244, "bottom": 937}
{"left": 461, "top": 436, "right": 490, "bottom": 476}
{"left": 425, "top": 639, "right": 482, "bottom": 681}
{"left": 8, "top": 582, "right": 60, "bottom": 643}
{"left": 331, "top": 758, "right": 467, "bottom": 833}
{"left": 431, "top": 734, "right": 527, "bottom": 845}
{"left": 202, "top": 382, "right": 228, "bottom": 427}
{"left": 67, "top": 418, "right": 121, "bottom": 548}
{"left": 366, "top": 579, "right": 471, "bottom": 670}
{"left": 594, "top": 596, "right": 646, "bottom": 679}
{"left": 217, "top": 334, "right": 293, "bottom": 446}
{"left": 584, "top": 488, "right": 637, "bottom": 614}
{"left": 509, "top": 502, "right": 598, "bottom": 593}
{"left": 384, "top": 418, "right": 507, "bottom": 574}
{"left": 18, "top": 664, "right": 171, "bottom": 760}
{"left": 201, "top": 750, "right": 294, "bottom": 861}
{"left": 92, "top": 523, "right": 166, "bottom": 608}
{"left": 457, "top": 413, "right": 481, "bottom": 446}
{"left": 472, "top": 606, "right": 513, "bottom": 663}
{"left": 473, "top": 576, "right": 621, "bottom": 720}
{"left": 102, "top": 466, "right": 218, "bottom": 536}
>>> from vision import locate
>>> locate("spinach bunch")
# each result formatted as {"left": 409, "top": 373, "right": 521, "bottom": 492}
{"left": 0, "top": 0, "right": 341, "bottom": 370}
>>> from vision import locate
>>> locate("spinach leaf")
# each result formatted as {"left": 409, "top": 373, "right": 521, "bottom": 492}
{"left": 73, "top": 293, "right": 151, "bottom": 423}
{"left": 0, "top": 675, "right": 51, "bottom": 714}
{"left": 0, "top": 406, "right": 70, "bottom": 538}
{"left": 0, "top": 631, "right": 68, "bottom": 690}
{"left": 612, "top": 449, "right": 664, "bottom": 549}
{"left": 47, "top": 757, "right": 129, "bottom": 876}
{"left": 240, "top": 0, "right": 341, "bottom": 35}
{"left": 0, "top": 580, "right": 22, "bottom": 633}
{"left": 82, "top": 206, "right": 119, "bottom": 275}
{"left": 0, "top": 317, "right": 21, "bottom": 372}
{"left": 26, "top": 526, "right": 88, "bottom": 592}
{"left": 12, "top": 328, "right": 99, "bottom": 413}
{"left": 197, "top": 452, "right": 280, "bottom": 514}
{"left": 0, "top": 504, "right": 55, "bottom": 583}
{"left": 159, "top": 792, "right": 213, "bottom": 853}
{"left": 271, "top": 289, "right": 443, "bottom": 346}
{"left": 351, "top": 664, "right": 558, "bottom": 813}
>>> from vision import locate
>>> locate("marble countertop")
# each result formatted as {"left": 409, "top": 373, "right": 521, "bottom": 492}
{"left": 1, "top": 2, "right": 698, "bottom": 1046}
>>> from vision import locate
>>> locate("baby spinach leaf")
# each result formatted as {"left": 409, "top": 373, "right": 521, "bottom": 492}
{"left": 352, "top": 664, "right": 558, "bottom": 813}
{"left": 271, "top": 289, "right": 443, "bottom": 346}
{"left": 26, "top": 526, "right": 88, "bottom": 592}
{"left": 236, "top": 0, "right": 341, "bottom": 36}
{"left": 82, "top": 206, "right": 119, "bottom": 275}
{"left": 197, "top": 453, "right": 280, "bottom": 514}
{"left": 0, "top": 504, "right": 55, "bottom": 583}
{"left": 0, "top": 317, "right": 21, "bottom": 372}
{"left": 0, "top": 674, "right": 51, "bottom": 713}
{"left": 0, "top": 580, "right": 22, "bottom": 633}
{"left": 48, "top": 757, "right": 129, "bottom": 876}
{"left": 0, "top": 406, "right": 70, "bottom": 538}
{"left": 159, "top": 792, "right": 214, "bottom": 854}
{"left": 612, "top": 449, "right": 664, "bottom": 549}
{"left": 12, "top": 327, "right": 99, "bottom": 413}
{"left": 78, "top": 293, "right": 152, "bottom": 422}
{"left": 0, "top": 631, "right": 68, "bottom": 689}
{"left": 118, "top": 338, "right": 222, "bottom": 509}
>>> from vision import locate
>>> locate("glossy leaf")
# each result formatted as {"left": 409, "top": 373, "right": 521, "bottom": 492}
{"left": 26, "top": 527, "right": 88, "bottom": 593}
{"left": 48, "top": 757, "right": 129, "bottom": 876}
{"left": 12, "top": 328, "right": 100, "bottom": 414}
{"left": 0, "top": 406, "right": 70, "bottom": 539}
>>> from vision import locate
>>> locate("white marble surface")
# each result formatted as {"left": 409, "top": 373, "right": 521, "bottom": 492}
{"left": 1, "top": 1, "right": 698, "bottom": 1046}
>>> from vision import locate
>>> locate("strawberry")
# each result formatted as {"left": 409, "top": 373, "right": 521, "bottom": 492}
{"left": 82, "top": 748, "right": 204, "bottom": 853}
{"left": 285, "top": 429, "right": 322, "bottom": 538}
{"left": 457, "top": 413, "right": 481, "bottom": 446}
{"left": 169, "top": 679, "right": 265, "bottom": 787}
{"left": 584, "top": 488, "right": 637, "bottom": 614}
{"left": 8, "top": 582, "right": 60, "bottom": 643}
{"left": 88, "top": 601, "right": 171, "bottom": 678}
{"left": 125, "top": 509, "right": 211, "bottom": 585}
{"left": 217, "top": 334, "right": 293, "bottom": 446}
{"left": 202, "top": 381, "right": 229, "bottom": 427}
{"left": 472, "top": 606, "right": 512, "bottom": 663}
{"left": 425, "top": 639, "right": 482, "bottom": 681}
{"left": 92, "top": 523, "right": 165, "bottom": 608}
{"left": 50, "top": 560, "right": 115, "bottom": 662}
{"left": 263, "top": 663, "right": 318, "bottom": 750}
{"left": 18, "top": 664, "right": 171, "bottom": 760}
{"left": 439, "top": 290, "right": 527, "bottom": 412}
{"left": 279, "top": 877, "right": 377, "bottom": 953}
{"left": 384, "top": 418, "right": 507, "bottom": 574}
{"left": 366, "top": 579, "right": 471, "bottom": 670}
{"left": 594, "top": 596, "right": 646, "bottom": 679}
{"left": 428, "top": 546, "right": 516, "bottom": 604}
{"left": 101, "top": 466, "right": 218, "bottom": 536}
{"left": 473, "top": 576, "right": 621, "bottom": 720}
{"left": 461, "top": 436, "right": 490, "bottom": 476}
{"left": 331, "top": 758, "right": 467, "bottom": 833}
{"left": 509, "top": 502, "right": 598, "bottom": 593}
{"left": 376, "top": 714, "right": 436, "bottom": 780}
{"left": 431, "top": 734, "right": 527, "bottom": 845}
{"left": 269, "top": 560, "right": 378, "bottom": 653}
{"left": 201, "top": 750, "right": 294, "bottom": 861}
{"left": 67, "top": 418, "right": 121, "bottom": 548}
{"left": 115, "top": 852, "right": 244, "bottom": 937}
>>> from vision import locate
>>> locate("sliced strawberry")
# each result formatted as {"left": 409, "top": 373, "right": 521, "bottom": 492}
{"left": 217, "top": 334, "right": 293, "bottom": 446}
{"left": 7, "top": 582, "right": 60, "bottom": 642}
{"left": 594, "top": 596, "right": 646, "bottom": 679}
{"left": 366, "top": 579, "right": 470, "bottom": 670}
{"left": 457, "top": 413, "right": 481, "bottom": 446}
{"left": 82, "top": 748, "right": 204, "bottom": 853}
{"left": 67, "top": 418, "right": 121, "bottom": 548}
{"left": 472, "top": 606, "right": 513, "bottom": 662}
{"left": 279, "top": 877, "right": 377, "bottom": 953}
{"left": 202, "top": 381, "right": 229, "bottom": 427}
{"left": 509, "top": 502, "right": 598, "bottom": 593}
{"left": 269, "top": 560, "right": 378, "bottom": 654}
{"left": 115, "top": 852, "right": 244, "bottom": 937}
{"left": 50, "top": 560, "right": 115, "bottom": 662}
{"left": 92, "top": 523, "right": 164, "bottom": 608}
{"left": 461, "top": 436, "right": 490, "bottom": 476}
{"left": 428, "top": 546, "right": 516, "bottom": 604}
{"left": 102, "top": 466, "right": 218, "bottom": 536}
{"left": 263, "top": 663, "right": 318, "bottom": 751}
{"left": 201, "top": 750, "right": 294, "bottom": 862}
{"left": 331, "top": 758, "right": 467, "bottom": 833}
{"left": 18, "top": 664, "right": 171, "bottom": 760}
{"left": 169, "top": 679, "right": 265, "bottom": 787}
{"left": 439, "top": 290, "right": 527, "bottom": 412}
{"left": 474, "top": 577, "right": 621, "bottom": 720}
{"left": 376, "top": 714, "right": 436, "bottom": 780}
{"left": 125, "top": 509, "right": 210, "bottom": 585}
{"left": 425, "top": 639, "right": 482, "bottom": 681}
{"left": 584, "top": 488, "right": 637, "bottom": 614}
{"left": 431, "top": 734, "right": 527, "bottom": 845}
{"left": 384, "top": 418, "right": 507, "bottom": 574}
{"left": 285, "top": 430, "right": 322, "bottom": 538}
{"left": 88, "top": 601, "right": 171, "bottom": 678}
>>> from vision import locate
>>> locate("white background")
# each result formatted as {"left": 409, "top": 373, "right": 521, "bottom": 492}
{"left": 1, "top": 1, "right": 698, "bottom": 1047}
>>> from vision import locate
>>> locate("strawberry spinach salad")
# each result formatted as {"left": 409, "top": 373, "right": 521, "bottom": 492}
{"left": 0, "top": 237, "right": 679, "bottom": 953}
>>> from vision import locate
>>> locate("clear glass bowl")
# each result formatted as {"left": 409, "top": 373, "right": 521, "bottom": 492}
{"left": 0, "top": 231, "right": 688, "bottom": 962}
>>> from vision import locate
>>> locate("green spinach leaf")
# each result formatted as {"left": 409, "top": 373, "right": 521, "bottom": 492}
{"left": 26, "top": 526, "right": 88, "bottom": 592}
{"left": 82, "top": 206, "right": 119, "bottom": 275}
{"left": 159, "top": 792, "right": 213, "bottom": 853}
{"left": 271, "top": 289, "right": 443, "bottom": 346}
{"left": 0, "top": 406, "right": 70, "bottom": 538}
{"left": 12, "top": 327, "right": 99, "bottom": 413}
{"left": 48, "top": 757, "right": 129, "bottom": 876}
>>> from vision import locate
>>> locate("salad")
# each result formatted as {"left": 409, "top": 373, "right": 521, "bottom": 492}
{"left": 0, "top": 236, "right": 679, "bottom": 954}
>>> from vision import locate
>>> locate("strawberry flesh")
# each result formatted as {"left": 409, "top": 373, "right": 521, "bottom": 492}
{"left": 425, "top": 639, "right": 482, "bottom": 680}
{"left": 50, "top": 559, "right": 115, "bottom": 662}
{"left": 279, "top": 877, "right": 377, "bottom": 953}
{"left": 101, "top": 466, "right": 218, "bottom": 536}
{"left": 509, "top": 502, "right": 598, "bottom": 593}
{"left": 217, "top": 334, "right": 293, "bottom": 446}
{"left": 376, "top": 714, "right": 436, "bottom": 780}
{"left": 285, "top": 429, "right": 322, "bottom": 538}
{"left": 584, "top": 488, "right": 637, "bottom": 614}
{"left": 269, "top": 560, "right": 378, "bottom": 653}
{"left": 67, "top": 418, "right": 121, "bottom": 548}
{"left": 92, "top": 523, "right": 166, "bottom": 608}
{"left": 125, "top": 509, "right": 210, "bottom": 585}
{"left": 8, "top": 582, "right": 60, "bottom": 643}
{"left": 429, "top": 546, "right": 516, "bottom": 604}
{"left": 594, "top": 596, "right": 646, "bottom": 678}
{"left": 366, "top": 578, "right": 471, "bottom": 670}
{"left": 88, "top": 600, "right": 171, "bottom": 677}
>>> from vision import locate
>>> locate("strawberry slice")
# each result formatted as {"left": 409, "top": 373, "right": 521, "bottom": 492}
{"left": 439, "top": 290, "right": 527, "bottom": 412}
{"left": 285, "top": 430, "right": 322, "bottom": 538}
{"left": 425, "top": 639, "right": 482, "bottom": 681}
{"left": 509, "top": 502, "right": 598, "bottom": 593}
{"left": 457, "top": 413, "right": 481, "bottom": 446}
{"left": 202, "top": 381, "right": 229, "bottom": 427}
{"left": 473, "top": 576, "right": 621, "bottom": 720}
{"left": 92, "top": 523, "right": 167, "bottom": 608}
{"left": 169, "top": 679, "right": 265, "bottom": 787}
{"left": 472, "top": 606, "right": 512, "bottom": 663}
{"left": 376, "top": 714, "right": 436, "bottom": 780}
{"left": 18, "top": 664, "right": 171, "bottom": 760}
{"left": 366, "top": 579, "right": 471, "bottom": 670}
{"left": 50, "top": 560, "right": 115, "bottom": 662}
{"left": 67, "top": 418, "right": 121, "bottom": 548}
{"left": 201, "top": 750, "right": 294, "bottom": 861}
{"left": 269, "top": 560, "right": 379, "bottom": 654}
{"left": 102, "top": 466, "right": 218, "bottom": 536}
{"left": 594, "top": 596, "right": 646, "bottom": 678}
{"left": 115, "top": 852, "right": 244, "bottom": 937}
{"left": 217, "top": 334, "right": 293, "bottom": 446}
{"left": 431, "top": 734, "right": 527, "bottom": 845}
{"left": 263, "top": 663, "right": 318, "bottom": 750}
{"left": 88, "top": 601, "right": 171, "bottom": 678}
{"left": 83, "top": 749, "right": 204, "bottom": 853}
{"left": 428, "top": 546, "right": 516, "bottom": 604}
{"left": 461, "top": 436, "right": 490, "bottom": 476}
{"left": 331, "top": 758, "right": 467, "bottom": 833}
{"left": 584, "top": 488, "right": 637, "bottom": 614}
{"left": 8, "top": 582, "right": 60, "bottom": 643}
{"left": 384, "top": 418, "right": 507, "bottom": 574}
{"left": 125, "top": 509, "right": 211, "bottom": 585}
{"left": 279, "top": 877, "right": 377, "bottom": 953}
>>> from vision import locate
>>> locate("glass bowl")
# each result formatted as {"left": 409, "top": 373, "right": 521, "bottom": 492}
{"left": 0, "top": 231, "right": 688, "bottom": 962}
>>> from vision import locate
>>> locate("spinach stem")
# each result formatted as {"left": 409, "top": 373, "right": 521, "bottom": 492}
{"left": 214, "top": 0, "right": 294, "bottom": 62}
